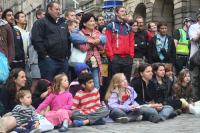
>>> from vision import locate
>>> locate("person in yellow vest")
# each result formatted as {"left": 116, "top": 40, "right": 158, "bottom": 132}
{"left": 174, "top": 17, "right": 194, "bottom": 74}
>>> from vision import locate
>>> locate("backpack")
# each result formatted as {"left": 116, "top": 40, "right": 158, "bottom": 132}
{"left": 0, "top": 52, "right": 9, "bottom": 83}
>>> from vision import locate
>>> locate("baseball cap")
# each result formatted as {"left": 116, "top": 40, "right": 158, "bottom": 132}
{"left": 75, "top": 9, "right": 84, "bottom": 15}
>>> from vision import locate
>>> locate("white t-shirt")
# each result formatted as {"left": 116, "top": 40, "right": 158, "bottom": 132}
{"left": 188, "top": 22, "right": 200, "bottom": 58}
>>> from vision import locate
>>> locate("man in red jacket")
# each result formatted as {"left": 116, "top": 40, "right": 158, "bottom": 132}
{"left": 105, "top": 6, "right": 134, "bottom": 81}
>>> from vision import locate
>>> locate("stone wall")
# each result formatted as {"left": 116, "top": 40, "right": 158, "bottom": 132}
{"left": 124, "top": 0, "right": 200, "bottom": 34}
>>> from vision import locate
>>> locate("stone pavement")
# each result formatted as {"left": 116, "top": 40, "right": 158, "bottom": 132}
{"left": 48, "top": 114, "right": 200, "bottom": 133}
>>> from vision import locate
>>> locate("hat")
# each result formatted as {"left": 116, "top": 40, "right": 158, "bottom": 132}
{"left": 183, "top": 17, "right": 193, "bottom": 23}
{"left": 75, "top": 9, "right": 84, "bottom": 15}
{"left": 74, "top": 63, "right": 90, "bottom": 76}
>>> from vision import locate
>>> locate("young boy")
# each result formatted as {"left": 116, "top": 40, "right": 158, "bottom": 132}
{"left": 69, "top": 63, "right": 90, "bottom": 97}
{"left": 72, "top": 73, "right": 109, "bottom": 127}
{"left": 11, "top": 89, "right": 40, "bottom": 133}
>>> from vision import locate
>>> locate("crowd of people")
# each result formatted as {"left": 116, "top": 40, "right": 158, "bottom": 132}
{"left": 0, "top": 1, "right": 200, "bottom": 133}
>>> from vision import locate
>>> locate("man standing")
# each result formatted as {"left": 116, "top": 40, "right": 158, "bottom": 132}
{"left": 31, "top": 1, "right": 71, "bottom": 81}
{"left": 174, "top": 17, "right": 193, "bottom": 74}
{"left": 0, "top": 19, "right": 14, "bottom": 64}
{"left": 188, "top": 11, "right": 200, "bottom": 99}
{"left": 14, "top": 11, "right": 29, "bottom": 61}
{"left": 2, "top": 9, "right": 25, "bottom": 69}
{"left": 64, "top": 9, "right": 76, "bottom": 21}
{"left": 105, "top": 6, "right": 134, "bottom": 81}
{"left": 36, "top": 9, "right": 45, "bottom": 20}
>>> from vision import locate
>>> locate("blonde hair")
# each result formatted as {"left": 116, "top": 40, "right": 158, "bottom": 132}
{"left": 105, "top": 73, "right": 126, "bottom": 101}
{"left": 52, "top": 73, "right": 68, "bottom": 94}
{"left": 16, "top": 89, "right": 31, "bottom": 103}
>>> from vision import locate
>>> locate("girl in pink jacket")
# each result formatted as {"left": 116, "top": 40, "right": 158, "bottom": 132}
{"left": 36, "top": 73, "right": 73, "bottom": 132}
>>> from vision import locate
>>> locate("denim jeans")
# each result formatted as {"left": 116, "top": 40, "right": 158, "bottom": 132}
{"left": 39, "top": 57, "right": 68, "bottom": 81}
{"left": 159, "top": 105, "right": 174, "bottom": 120}
{"left": 109, "top": 108, "right": 141, "bottom": 122}
{"left": 140, "top": 106, "right": 159, "bottom": 120}
{"left": 14, "top": 121, "right": 35, "bottom": 133}
{"left": 91, "top": 67, "right": 100, "bottom": 89}
{"left": 140, "top": 105, "right": 174, "bottom": 121}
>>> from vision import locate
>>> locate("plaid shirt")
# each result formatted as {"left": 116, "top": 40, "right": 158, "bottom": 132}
{"left": 77, "top": 28, "right": 104, "bottom": 85}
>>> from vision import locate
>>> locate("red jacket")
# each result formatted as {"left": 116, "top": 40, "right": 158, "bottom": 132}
{"left": 105, "top": 20, "right": 134, "bottom": 60}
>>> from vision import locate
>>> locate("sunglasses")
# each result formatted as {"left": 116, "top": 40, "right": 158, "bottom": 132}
{"left": 76, "top": 13, "right": 83, "bottom": 16}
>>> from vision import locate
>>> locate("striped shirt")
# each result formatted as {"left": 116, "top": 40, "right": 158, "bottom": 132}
{"left": 72, "top": 88, "right": 102, "bottom": 114}
{"left": 11, "top": 105, "right": 39, "bottom": 126}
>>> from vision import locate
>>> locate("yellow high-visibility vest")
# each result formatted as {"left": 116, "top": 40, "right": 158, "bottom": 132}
{"left": 176, "top": 29, "right": 190, "bottom": 55}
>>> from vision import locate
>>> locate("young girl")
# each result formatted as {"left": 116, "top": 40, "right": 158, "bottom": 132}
{"left": 105, "top": 73, "right": 143, "bottom": 123}
{"left": 36, "top": 73, "right": 73, "bottom": 132}
{"left": 172, "top": 69, "right": 195, "bottom": 112}
{"left": 164, "top": 63, "right": 176, "bottom": 96}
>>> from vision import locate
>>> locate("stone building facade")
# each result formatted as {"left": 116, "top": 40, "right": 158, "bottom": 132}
{"left": 1, "top": 0, "right": 82, "bottom": 30}
{"left": 124, "top": 0, "right": 200, "bottom": 34}
{"left": 79, "top": 0, "right": 200, "bottom": 34}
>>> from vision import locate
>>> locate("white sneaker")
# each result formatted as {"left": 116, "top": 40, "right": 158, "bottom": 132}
{"left": 116, "top": 117, "right": 129, "bottom": 123}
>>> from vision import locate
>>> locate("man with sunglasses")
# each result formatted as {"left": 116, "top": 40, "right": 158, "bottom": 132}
{"left": 75, "top": 9, "right": 84, "bottom": 22}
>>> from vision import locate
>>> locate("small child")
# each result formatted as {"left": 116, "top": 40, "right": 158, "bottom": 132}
{"left": 173, "top": 69, "right": 195, "bottom": 112}
{"left": 32, "top": 79, "right": 52, "bottom": 108}
{"left": 36, "top": 73, "right": 73, "bottom": 132}
{"left": 105, "top": 73, "right": 143, "bottom": 123}
{"left": 69, "top": 63, "right": 90, "bottom": 97}
{"left": 11, "top": 89, "right": 40, "bottom": 133}
{"left": 72, "top": 73, "right": 109, "bottom": 127}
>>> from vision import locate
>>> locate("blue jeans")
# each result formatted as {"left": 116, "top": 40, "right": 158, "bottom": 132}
{"left": 91, "top": 67, "right": 100, "bottom": 89}
{"left": 39, "top": 57, "right": 68, "bottom": 81}
{"left": 14, "top": 121, "right": 35, "bottom": 133}
{"left": 159, "top": 105, "right": 174, "bottom": 120}
{"left": 109, "top": 108, "right": 141, "bottom": 122}
{"left": 140, "top": 105, "right": 174, "bottom": 121}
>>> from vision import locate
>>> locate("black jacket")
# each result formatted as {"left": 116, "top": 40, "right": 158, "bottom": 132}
{"left": 130, "top": 77, "right": 154, "bottom": 105}
{"left": 12, "top": 27, "right": 25, "bottom": 61}
{"left": 31, "top": 13, "right": 71, "bottom": 61}
{"left": 147, "top": 35, "right": 176, "bottom": 65}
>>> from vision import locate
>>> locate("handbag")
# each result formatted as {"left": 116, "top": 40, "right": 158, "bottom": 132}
{"left": 68, "top": 45, "right": 87, "bottom": 67}
{"left": 0, "top": 52, "right": 9, "bottom": 83}
{"left": 190, "top": 49, "right": 200, "bottom": 66}
{"left": 37, "top": 114, "right": 54, "bottom": 132}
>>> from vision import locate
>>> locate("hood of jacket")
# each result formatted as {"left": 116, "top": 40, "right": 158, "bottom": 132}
{"left": 0, "top": 19, "right": 8, "bottom": 26}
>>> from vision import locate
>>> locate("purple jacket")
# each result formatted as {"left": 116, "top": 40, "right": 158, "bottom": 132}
{"left": 108, "top": 86, "right": 139, "bottom": 112}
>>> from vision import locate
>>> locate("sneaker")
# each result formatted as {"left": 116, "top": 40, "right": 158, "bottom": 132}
{"left": 59, "top": 121, "right": 68, "bottom": 132}
{"left": 149, "top": 115, "right": 162, "bottom": 123}
{"left": 168, "top": 111, "right": 177, "bottom": 119}
{"left": 30, "top": 129, "right": 41, "bottom": 133}
{"left": 73, "top": 120, "right": 84, "bottom": 127}
{"left": 136, "top": 115, "right": 143, "bottom": 121}
{"left": 175, "top": 109, "right": 182, "bottom": 115}
{"left": 115, "top": 117, "right": 129, "bottom": 123}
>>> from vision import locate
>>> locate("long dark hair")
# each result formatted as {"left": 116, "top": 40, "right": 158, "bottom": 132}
{"left": 79, "top": 13, "right": 95, "bottom": 30}
{"left": 6, "top": 68, "right": 26, "bottom": 94}
{"left": 133, "top": 63, "right": 151, "bottom": 79}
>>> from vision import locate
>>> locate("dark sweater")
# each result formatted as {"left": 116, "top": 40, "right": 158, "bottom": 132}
{"left": 130, "top": 77, "right": 154, "bottom": 105}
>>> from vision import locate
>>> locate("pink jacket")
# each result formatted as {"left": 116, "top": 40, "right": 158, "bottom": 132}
{"left": 36, "top": 91, "right": 73, "bottom": 112}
